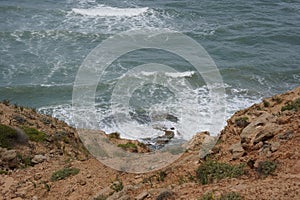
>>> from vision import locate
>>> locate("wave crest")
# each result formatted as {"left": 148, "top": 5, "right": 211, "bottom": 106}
{"left": 72, "top": 5, "right": 148, "bottom": 17}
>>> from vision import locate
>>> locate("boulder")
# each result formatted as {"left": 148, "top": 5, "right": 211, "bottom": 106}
{"left": 1, "top": 149, "right": 17, "bottom": 161}
{"left": 228, "top": 142, "right": 245, "bottom": 160}
{"left": 31, "top": 154, "right": 47, "bottom": 164}
{"left": 240, "top": 112, "right": 278, "bottom": 150}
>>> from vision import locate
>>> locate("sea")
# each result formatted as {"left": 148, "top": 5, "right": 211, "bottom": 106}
{"left": 1, "top": 0, "right": 299, "bottom": 140}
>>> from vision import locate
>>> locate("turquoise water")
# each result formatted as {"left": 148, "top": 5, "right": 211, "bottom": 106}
{"left": 0, "top": 0, "right": 299, "bottom": 137}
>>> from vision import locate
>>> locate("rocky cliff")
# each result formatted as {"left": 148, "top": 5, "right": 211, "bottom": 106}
{"left": 0, "top": 86, "right": 299, "bottom": 200}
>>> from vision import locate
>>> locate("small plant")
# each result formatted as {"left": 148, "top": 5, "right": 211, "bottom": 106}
{"left": 234, "top": 117, "right": 249, "bottom": 128}
{"left": 272, "top": 96, "right": 282, "bottom": 103}
{"left": 157, "top": 171, "right": 167, "bottom": 182}
{"left": 281, "top": 98, "right": 300, "bottom": 111}
{"left": 0, "top": 124, "right": 18, "bottom": 148}
{"left": 199, "top": 192, "right": 214, "bottom": 200}
{"left": 257, "top": 160, "right": 276, "bottom": 177}
{"left": 94, "top": 195, "right": 107, "bottom": 200}
{"left": 196, "top": 160, "right": 244, "bottom": 185}
{"left": 117, "top": 142, "right": 138, "bottom": 152}
{"left": 110, "top": 180, "right": 123, "bottom": 192}
{"left": 0, "top": 170, "right": 8, "bottom": 175}
{"left": 263, "top": 99, "right": 270, "bottom": 107}
{"left": 187, "top": 172, "right": 195, "bottom": 182}
{"left": 22, "top": 126, "right": 46, "bottom": 142}
{"left": 199, "top": 192, "right": 242, "bottom": 200}
{"left": 17, "top": 154, "right": 33, "bottom": 168}
{"left": 178, "top": 176, "right": 186, "bottom": 185}
{"left": 42, "top": 181, "right": 51, "bottom": 191}
{"left": 51, "top": 168, "right": 80, "bottom": 181}
{"left": 108, "top": 132, "right": 120, "bottom": 139}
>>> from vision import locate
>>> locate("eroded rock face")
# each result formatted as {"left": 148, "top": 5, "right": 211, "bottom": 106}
{"left": 228, "top": 142, "right": 244, "bottom": 160}
{"left": 187, "top": 131, "right": 210, "bottom": 151}
{"left": 240, "top": 112, "right": 278, "bottom": 150}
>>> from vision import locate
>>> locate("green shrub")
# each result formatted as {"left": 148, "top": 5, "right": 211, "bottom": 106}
{"left": 42, "top": 181, "right": 51, "bottom": 191}
{"left": 16, "top": 153, "right": 33, "bottom": 168}
{"left": 0, "top": 170, "right": 8, "bottom": 175}
{"left": 94, "top": 195, "right": 107, "bottom": 200}
{"left": 220, "top": 192, "right": 242, "bottom": 200}
{"left": 0, "top": 124, "right": 18, "bottom": 148}
{"left": 272, "top": 96, "right": 282, "bottom": 103}
{"left": 157, "top": 171, "right": 167, "bottom": 182}
{"left": 281, "top": 98, "right": 300, "bottom": 111}
{"left": 263, "top": 100, "right": 270, "bottom": 107}
{"left": 257, "top": 160, "right": 276, "bottom": 177}
{"left": 199, "top": 192, "right": 242, "bottom": 200}
{"left": 117, "top": 142, "right": 138, "bottom": 152}
{"left": 110, "top": 180, "right": 123, "bottom": 192}
{"left": 22, "top": 126, "right": 46, "bottom": 142}
{"left": 199, "top": 192, "right": 214, "bottom": 200}
{"left": 108, "top": 132, "right": 120, "bottom": 139}
{"left": 196, "top": 160, "right": 244, "bottom": 185}
{"left": 51, "top": 168, "right": 80, "bottom": 181}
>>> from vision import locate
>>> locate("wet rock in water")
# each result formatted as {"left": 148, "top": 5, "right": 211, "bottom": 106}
{"left": 151, "top": 113, "right": 179, "bottom": 123}
{"left": 130, "top": 109, "right": 179, "bottom": 125}
{"left": 141, "top": 128, "right": 181, "bottom": 150}
{"left": 165, "top": 114, "right": 179, "bottom": 123}
{"left": 163, "top": 130, "right": 175, "bottom": 139}
{"left": 129, "top": 110, "right": 151, "bottom": 124}
{"left": 156, "top": 129, "right": 175, "bottom": 145}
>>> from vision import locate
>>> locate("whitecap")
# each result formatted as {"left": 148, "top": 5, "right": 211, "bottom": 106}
{"left": 165, "top": 71, "right": 195, "bottom": 78}
{"left": 72, "top": 5, "right": 148, "bottom": 17}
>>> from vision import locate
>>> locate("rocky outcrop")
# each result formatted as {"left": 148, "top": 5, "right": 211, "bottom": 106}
{"left": 0, "top": 86, "right": 299, "bottom": 200}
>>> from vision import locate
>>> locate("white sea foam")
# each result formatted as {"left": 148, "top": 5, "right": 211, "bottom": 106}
{"left": 38, "top": 83, "right": 259, "bottom": 142}
{"left": 165, "top": 71, "right": 195, "bottom": 78}
{"left": 72, "top": 6, "right": 148, "bottom": 17}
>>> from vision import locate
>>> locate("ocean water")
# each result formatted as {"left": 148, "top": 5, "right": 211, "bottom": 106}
{"left": 0, "top": 0, "right": 299, "bottom": 139}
